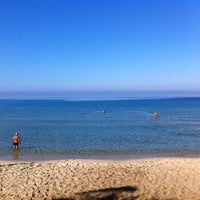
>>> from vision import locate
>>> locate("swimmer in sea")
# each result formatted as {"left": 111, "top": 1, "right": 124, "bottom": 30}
{"left": 102, "top": 109, "right": 106, "bottom": 114}
{"left": 154, "top": 112, "right": 158, "bottom": 119}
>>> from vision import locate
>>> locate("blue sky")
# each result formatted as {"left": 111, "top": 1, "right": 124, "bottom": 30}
{"left": 0, "top": 0, "right": 200, "bottom": 96}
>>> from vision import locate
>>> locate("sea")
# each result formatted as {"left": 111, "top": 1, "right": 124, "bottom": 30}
{"left": 1, "top": 95, "right": 200, "bottom": 160}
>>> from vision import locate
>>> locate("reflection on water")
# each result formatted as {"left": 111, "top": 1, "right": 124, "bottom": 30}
{"left": 12, "top": 150, "right": 19, "bottom": 160}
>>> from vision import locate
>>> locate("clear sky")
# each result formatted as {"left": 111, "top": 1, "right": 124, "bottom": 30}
{"left": 0, "top": 0, "right": 200, "bottom": 96}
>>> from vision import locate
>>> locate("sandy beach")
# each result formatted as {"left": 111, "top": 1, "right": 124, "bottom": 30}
{"left": 0, "top": 157, "right": 200, "bottom": 200}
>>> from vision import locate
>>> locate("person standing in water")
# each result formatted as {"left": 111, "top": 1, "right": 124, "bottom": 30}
{"left": 13, "top": 132, "right": 21, "bottom": 150}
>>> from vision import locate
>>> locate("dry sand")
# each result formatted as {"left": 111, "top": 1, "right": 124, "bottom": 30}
{"left": 0, "top": 157, "right": 200, "bottom": 200}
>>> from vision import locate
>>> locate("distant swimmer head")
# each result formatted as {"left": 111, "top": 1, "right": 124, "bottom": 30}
{"left": 154, "top": 112, "right": 158, "bottom": 118}
{"left": 102, "top": 109, "right": 106, "bottom": 114}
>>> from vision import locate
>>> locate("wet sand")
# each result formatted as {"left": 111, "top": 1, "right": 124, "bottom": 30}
{"left": 0, "top": 157, "right": 200, "bottom": 199}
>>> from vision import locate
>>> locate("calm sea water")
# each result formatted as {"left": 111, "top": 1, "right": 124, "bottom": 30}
{"left": 0, "top": 98, "right": 200, "bottom": 160}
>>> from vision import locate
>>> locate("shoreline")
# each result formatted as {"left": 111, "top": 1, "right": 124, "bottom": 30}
{"left": 1, "top": 157, "right": 200, "bottom": 199}
{"left": 1, "top": 150, "right": 200, "bottom": 162}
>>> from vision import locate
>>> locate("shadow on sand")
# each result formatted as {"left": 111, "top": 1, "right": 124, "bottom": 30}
{"left": 53, "top": 186, "right": 138, "bottom": 200}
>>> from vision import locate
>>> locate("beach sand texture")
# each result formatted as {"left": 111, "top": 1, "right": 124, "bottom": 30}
{"left": 0, "top": 158, "right": 200, "bottom": 200}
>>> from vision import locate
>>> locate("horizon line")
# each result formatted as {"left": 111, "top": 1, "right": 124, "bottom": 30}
{"left": 0, "top": 90, "right": 200, "bottom": 100}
